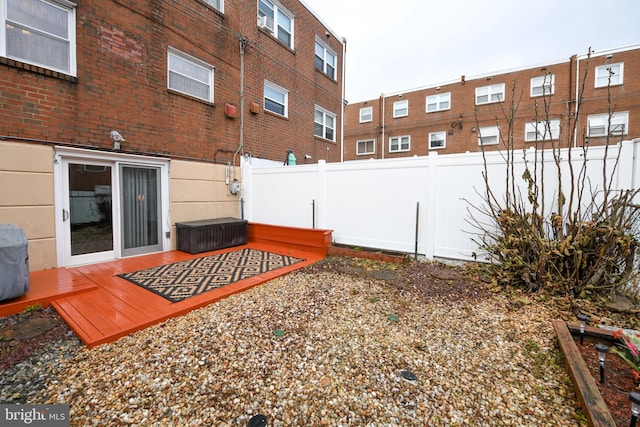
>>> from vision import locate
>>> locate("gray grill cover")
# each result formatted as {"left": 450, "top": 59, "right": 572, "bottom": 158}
{"left": 0, "top": 224, "right": 29, "bottom": 301}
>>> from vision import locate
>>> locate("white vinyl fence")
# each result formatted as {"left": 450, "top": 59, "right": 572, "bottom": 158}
{"left": 241, "top": 139, "right": 640, "bottom": 263}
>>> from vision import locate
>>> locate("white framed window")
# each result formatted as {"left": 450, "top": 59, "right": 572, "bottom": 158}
{"left": 429, "top": 131, "right": 446, "bottom": 149}
{"left": 359, "top": 106, "right": 373, "bottom": 123}
{"left": 389, "top": 135, "right": 410, "bottom": 152}
{"left": 264, "top": 81, "right": 288, "bottom": 117}
{"left": 393, "top": 99, "right": 408, "bottom": 118}
{"left": 426, "top": 93, "right": 451, "bottom": 113}
{"left": 478, "top": 126, "right": 499, "bottom": 146}
{"left": 203, "top": 0, "right": 223, "bottom": 12}
{"left": 525, "top": 119, "right": 560, "bottom": 141}
{"left": 356, "top": 139, "right": 375, "bottom": 155}
{"left": 315, "top": 38, "right": 336, "bottom": 79}
{"left": 587, "top": 111, "right": 629, "bottom": 137}
{"left": 530, "top": 74, "right": 555, "bottom": 97}
{"left": 258, "top": 0, "right": 294, "bottom": 49}
{"left": 168, "top": 48, "right": 214, "bottom": 102}
{"left": 1, "top": 0, "right": 77, "bottom": 75}
{"left": 595, "top": 63, "right": 623, "bottom": 88}
{"left": 475, "top": 83, "right": 505, "bottom": 105}
{"left": 314, "top": 105, "right": 336, "bottom": 141}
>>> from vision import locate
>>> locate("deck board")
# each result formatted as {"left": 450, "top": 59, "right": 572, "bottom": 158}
{"left": 1, "top": 224, "right": 330, "bottom": 348}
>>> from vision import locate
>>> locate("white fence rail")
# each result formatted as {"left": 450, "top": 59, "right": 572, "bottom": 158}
{"left": 242, "top": 139, "right": 640, "bottom": 263}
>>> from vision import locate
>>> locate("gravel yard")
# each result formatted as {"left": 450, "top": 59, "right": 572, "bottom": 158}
{"left": 1, "top": 257, "right": 583, "bottom": 426}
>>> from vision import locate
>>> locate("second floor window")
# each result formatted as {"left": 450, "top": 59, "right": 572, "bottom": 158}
{"left": 359, "top": 106, "right": 372, "bottom": 123}
{"left": 587, "top": 112, "right": 629, "bottom": 137}
{"left": 264, "top": 81, "right": 288, "bottom": 116}
{"left": 2, "top": 0, "right": 76, "bottom": 75}
{"left": 475, "top": 83, "right": 505, "bottom": 105}
{"left": 389, "top": 135, "right": 410, "bottom": 152}
{"left": 315, "top": 39, "right": 336, "bottom": 79}
{"left": 530, "top": 74, "right": 555, "bottom": 97}
{"left": 393, "top": 100, "right": 408, "bottom": 118}
{"left": 525, "top": 119, "right": 560, "bottom": 141}
{"left": 258, "top": 0, "right": 294, "bottom": 49}
{"left": 595, "top": 62, "right": 624, "bottom": 88}
{"left": 357, "top": 139, "right": 375, "bottom": 155}
{"left": 426, "top": 93, "right": 451, "bottom": 113}
{"left": 314, "top": 106, "right": 336, "bottom": 141}
{"left": 168, "top": 48, "right": 214, "bottom": 103}
{"left": 203, "top": 0, "right": 223, "bottom": 12}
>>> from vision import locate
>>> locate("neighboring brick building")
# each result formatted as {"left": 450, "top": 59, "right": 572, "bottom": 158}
{"left": 0, "top": 0, "right": 344, "bottom": 270}
{"left": 344, "top": 45, "right": 640, "bottom": 160}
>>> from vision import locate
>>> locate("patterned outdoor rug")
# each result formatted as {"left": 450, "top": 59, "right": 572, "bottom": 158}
{"left": 118, "top": 248, "right": 304, "bottom": 302}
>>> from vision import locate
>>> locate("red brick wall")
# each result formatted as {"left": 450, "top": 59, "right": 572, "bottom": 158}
{"left": 0, "top": 0, "right": 344, "bottom": 164}
{"left": 344, "top": 47, "right": 640, "bottom": 160}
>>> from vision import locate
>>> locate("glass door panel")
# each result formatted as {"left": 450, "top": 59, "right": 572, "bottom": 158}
{"left": 121, "top": 165, "right": 162, "bottom": 257}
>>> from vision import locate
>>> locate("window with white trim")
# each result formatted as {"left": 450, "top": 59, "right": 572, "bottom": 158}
{"left": 530, "top": 74, "right": 555, "bottom": 97}
{"left": 393, "top": 99, "right": 408, "bottom": 118}
{"left": 426, "top": 93, "right": 451, "bottom": 113}
{"left": 314, "top": 106, "right": 336, "bottom": 141}
{"left": 168, "top": 48, "right": 214, "bottom": 102}
{"left": 1, "top": 0, "right": 77, "bottom": 75}
{"left": 595, "top": 62, "right": 623, "bottom": 87}
{"left": 429, "top": 131, "right": 446, "bottom": 149}
{"left": 264, "top": 81, "right": 288, "bottom": 116}
{"left": 315, "top": 38, "right": 336, "bottom": 79}
{"left": 356, "top": 139, "right": 375, "bottom": 155}
{"left": 525, "top": 119, "right": 560, "bottom": 141}
{"left": 389, "top": 135, "right": 410, "bottom": 152}
{"left": 475, "top": 83, "right": 505, "bottom": 105}
{"left": 587, "top": 111, "right": 629, "bottom": 137}
{"left": 203, "top": 0, "right": 223, "bottom": 12}
{"left": 478, "top": 126, "right": 499, "bottom": 146}
{"left": 359, "top": 106, "right": 372, "bottom": 123}
{"left": 258, "top": 0, "right": 294, "bottom": 49}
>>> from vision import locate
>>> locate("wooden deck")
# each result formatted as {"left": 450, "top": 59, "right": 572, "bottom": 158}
{"left": 0, "top": 223, "right": 332, "bottom": 348}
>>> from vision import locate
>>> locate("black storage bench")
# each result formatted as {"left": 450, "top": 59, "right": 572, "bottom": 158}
{"left": 176, "top": 217, "right": 248, "bottom": 254}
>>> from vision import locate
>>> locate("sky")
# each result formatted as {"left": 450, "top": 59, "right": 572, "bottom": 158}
{"left": 302, "top": 0, "right": 640, "bottom": 102}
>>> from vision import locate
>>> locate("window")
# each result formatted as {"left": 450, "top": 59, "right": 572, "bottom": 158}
{"left": 429, "top": 131, "right": 446, "bottom": 149}
{"left": 389, "top": 135, "right": 410, "bottom": 152}
{"left": 587, "top": 112, "right": 629, "bottom": 137}
{"left": 203, "top": 0, "right": 223, "bottom": 12}
{"left": 530, "top": 74, "right": 555, "bottom": 97}
{"left": 264, "top": 81, "right": 288, "bottom": 116}
{"left": 475, "top": 83, "right": 505, "bottom": 105}
{"left": 426, "top": 93, "right": 451, "bottom": 113}
{"left": 1, "top": 0, "right": 76, "bottom": 75}
{"left": 393, "top": 99, "right": 408, "bottom": 118}
{"left": 478, "top": 126, "right": 499, "bottom": 146}
{"left": 595, "top": 62, "right": 623, "bottom": 87}
{"left": 525, "top": 119, "right": 560, "bottom": 141}
{"left": 314, "top": 106, "right": 336, "bottom": 141}
{"left": 356, "top": 139, "right": 375, "bottom": 155}
{"left": 168, "top": 48, "right": 214, "bottom": 102}
{"left": 258, "top": 0, "right": 294, "bottom": 49}
{"left": 359, "top": 106, "right": 372, "bottom": 123}
{"left": 315, "top": 39, "right": 336, "bottom": 79}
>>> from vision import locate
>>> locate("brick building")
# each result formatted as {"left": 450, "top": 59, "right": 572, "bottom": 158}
{"left": 344, "top": 45, "right": 639, "bottom": 160}
{"left": 0, "top": 0, "right": 344, "bottom": 270}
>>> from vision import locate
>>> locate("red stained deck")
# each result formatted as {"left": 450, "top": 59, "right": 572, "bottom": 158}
{"left": 0, "top": 223, "right": 331, "bottom": 348}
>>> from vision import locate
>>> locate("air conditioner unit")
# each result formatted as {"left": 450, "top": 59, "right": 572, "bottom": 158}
{"left": 258, "top": 15, "right": 274, "bottom": 33}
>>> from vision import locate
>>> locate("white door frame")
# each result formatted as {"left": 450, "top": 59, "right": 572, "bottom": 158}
{"left": 54, "top": 146, "right": 171, "bottom": 267}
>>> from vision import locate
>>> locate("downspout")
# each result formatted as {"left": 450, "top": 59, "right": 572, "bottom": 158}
{"left": 341, "top": 37, "right": 347, "bottom": 163}
{"left": 233, "top": 36, "right": 249, "bottom": 181}
{"left": 380, "top": 93, "right": 385, "bottom": 159}
{"left": 573, "top": 54, "right": 580, "bottom": 148}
